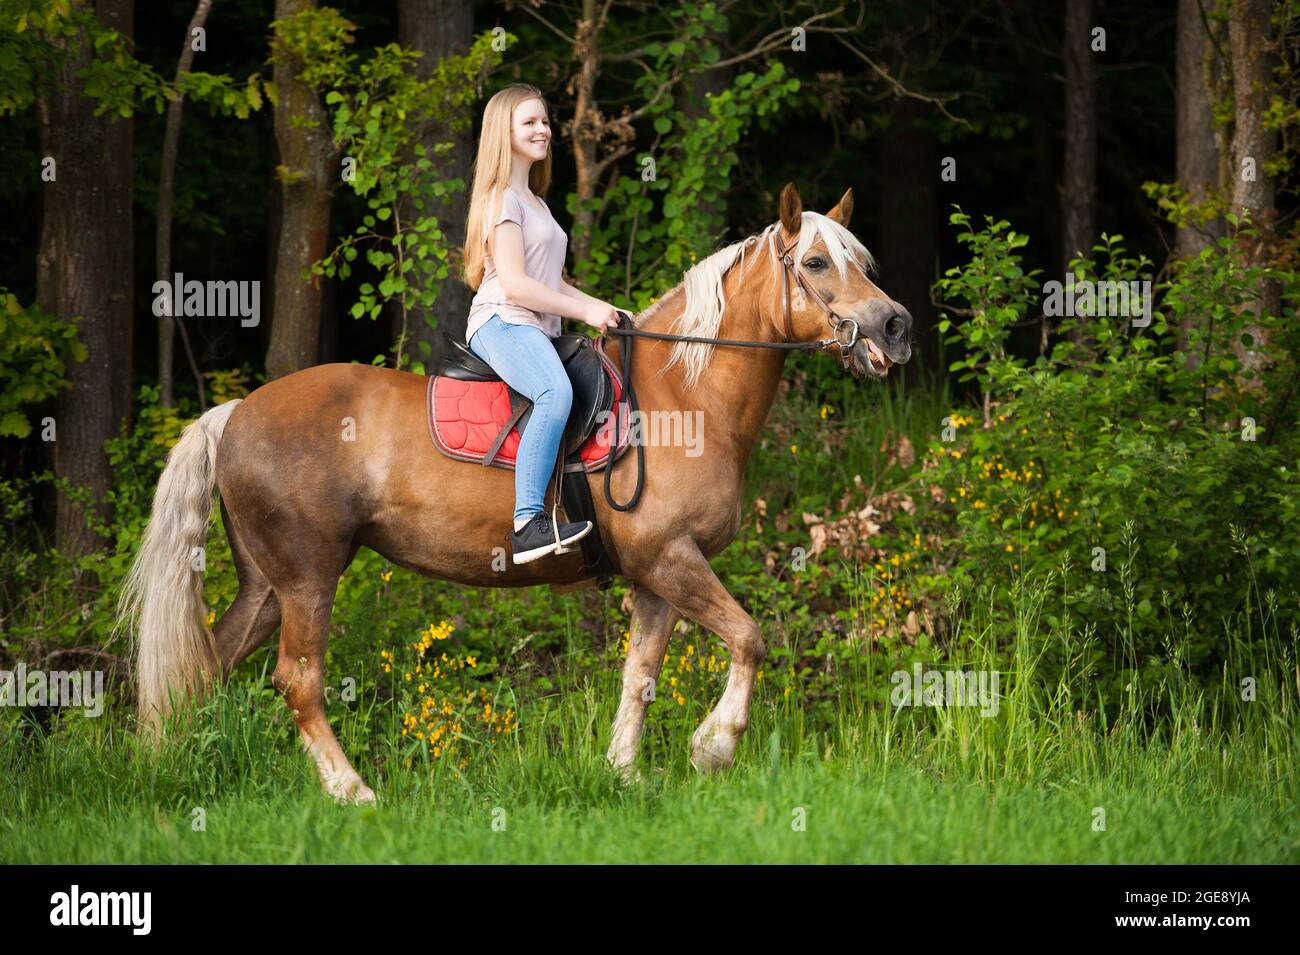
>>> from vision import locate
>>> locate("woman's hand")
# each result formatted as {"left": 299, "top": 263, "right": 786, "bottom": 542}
{"left": 580, "top": 300, "right": 621, "bottom": 333}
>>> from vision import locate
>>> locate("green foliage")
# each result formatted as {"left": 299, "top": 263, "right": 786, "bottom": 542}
{"left": 934, "top": 209, "right": 1039, "bottom": 405}
{"left": 927, "top": 210, "right": 1300, "bottom": 699}
{"left": 0, "top": 1, "right": 264, "bottom": 120}
{"left": 174, "top": 70, "right": 266, "bottom": 121}
{"left": 0, "top": 1, "right": 98, "bottom": 114}
{"left": 1, "top": 1, "right": 166, "bottom": 117}
{"left": 0, "top": 288, "right": 83, "bottom": 438}
{"left": 573, "top": 6, "right": 800, "bottom": 306}
{"left": 267, "top": 4, "right": 357, "bottom": 90}
{"left": 274, "top": 7, "right": 504, "bottom": 373}
{"left": 0, "top": 381, "right": 250, "bottom": 651}
{"left": 1140, "top": 179, "right": 1231, "bottom": 232}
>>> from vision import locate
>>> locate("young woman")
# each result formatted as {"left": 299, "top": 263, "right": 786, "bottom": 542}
{"left": 463, "top": 84, "right": 621, "bottom": 565}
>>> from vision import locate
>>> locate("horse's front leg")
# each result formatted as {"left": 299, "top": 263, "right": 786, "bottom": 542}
{"left": 607, "top": 585, "right": 681, "bottom": 775}
{"left": 634, "top": 538, "right": 768, "bottom": 772}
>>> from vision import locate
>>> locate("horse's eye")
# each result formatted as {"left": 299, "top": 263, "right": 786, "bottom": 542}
{"left": 805, "top": 257, "right": 827, "bottom": 272}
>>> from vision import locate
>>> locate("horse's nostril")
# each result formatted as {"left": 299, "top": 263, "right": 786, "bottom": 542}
{"left": 885, "top": 315, "right": 905, "bottom": 340}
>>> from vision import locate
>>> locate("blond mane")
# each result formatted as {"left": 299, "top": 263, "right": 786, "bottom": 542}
{"left": 637, "top": 211, "right": 876, "bottom": 390}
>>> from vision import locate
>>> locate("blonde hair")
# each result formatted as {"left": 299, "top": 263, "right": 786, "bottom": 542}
{"left": 463, "top": 84, "right": 553, "bottom": 290}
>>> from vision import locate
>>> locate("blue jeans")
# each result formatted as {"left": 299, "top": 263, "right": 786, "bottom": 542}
{"left": 468, "top": 314, "right": 573, "bottom": 524}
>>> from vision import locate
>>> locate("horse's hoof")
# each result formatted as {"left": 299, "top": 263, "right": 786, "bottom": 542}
{"left": 606, "top": 756, "right": 644, "bottom": 784}
{"left": 690, "top": 733, "right": 736, "bottom": 773}
{"left": 326, "top": 775, "right": 377, "bottom": 806}
{"left": 348, "top": 784, "right": 377, "bottom": 806}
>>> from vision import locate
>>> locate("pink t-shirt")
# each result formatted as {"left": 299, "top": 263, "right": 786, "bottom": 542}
{"left": 466, "top": 187, "right": 568, "bottom": 343}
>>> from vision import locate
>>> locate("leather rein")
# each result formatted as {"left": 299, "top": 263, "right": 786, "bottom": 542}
{"left": 597, "top": 230, "right": 871, "bottom": 512}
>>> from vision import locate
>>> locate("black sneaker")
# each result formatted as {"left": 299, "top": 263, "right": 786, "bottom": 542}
{"left": 511, "top": 512, "right": 593, "bottom": 565}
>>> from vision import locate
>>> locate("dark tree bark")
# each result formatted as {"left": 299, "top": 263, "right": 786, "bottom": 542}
{"left": 568, "top": 0, "right": 605, "bottom": 270}
{"left": 1175, "top": 0, "right": 1223, "bottom": 261}
{"left": 157, "top": 0, "right": 214, "bottom": 409}
{"left": 877, "top": 96, "right": 938, "bottom": 380}
{"left": 1227, "top": 0, "right": 1279, "bottom": 381}
{"left": 394, "top": 0, "right": 474, "bottom": 361}
{"left": 265, "top": 0, "right": 337, "bottom": 380}
{"left": 1228, "top": 0, "right": 1277, "bottom": 220}
{"left": 1061, "top": 0, "right": 1097, "bottom": 277}
{"left": 103, "top": 0, "right": 133, "bottom": 434}
{"left": 36, "top": 0, "right": 135, "bottom": 562}
{"left": 1032, "top": 63, "right": 1060, "bottom": 280}
{"left": 1174, "top": 0, "right": 1225, "bottom": 364}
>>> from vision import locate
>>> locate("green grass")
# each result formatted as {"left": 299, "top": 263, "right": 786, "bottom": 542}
{"left": 4, "top": 633, "right": 1296, "bottom": 864}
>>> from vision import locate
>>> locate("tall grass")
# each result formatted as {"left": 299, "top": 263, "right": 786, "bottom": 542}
{"left": 3, "top": 557, "right": 1296, "bottom": 863}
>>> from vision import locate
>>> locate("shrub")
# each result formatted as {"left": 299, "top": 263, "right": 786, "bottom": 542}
{"left": 925, "top": 210, "right": 1300, "bottom": 696}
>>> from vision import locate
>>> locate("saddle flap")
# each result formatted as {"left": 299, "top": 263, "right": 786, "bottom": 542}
{"left": 553, "top": 333, "right": 587, "bottom": 363}
{"left": 562, "top": 343, "right": 612, "bottom": 452}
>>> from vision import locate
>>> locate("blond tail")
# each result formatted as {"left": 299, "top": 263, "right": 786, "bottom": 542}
{"left": 117, "top": 399, "right": 242, "bottom": 737}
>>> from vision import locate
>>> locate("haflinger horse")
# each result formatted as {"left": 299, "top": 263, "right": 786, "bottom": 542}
{"left": 119, "top": 183, "right": 912, "bottom": 804}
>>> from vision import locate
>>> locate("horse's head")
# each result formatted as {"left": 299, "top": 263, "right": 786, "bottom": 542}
{"left": 772, "top": 182, "right": 912, "bottom": 379}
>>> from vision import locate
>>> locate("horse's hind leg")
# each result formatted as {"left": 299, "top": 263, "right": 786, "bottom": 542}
{"left": 212, "top": 500, "right": 281, "bottom": 675}
{"left": 272, "top": 578, "right": 374, "bottom": 804}
{"left": 607, "top": 586, "right": 682, "bottom": 774}
{"left": 633, "top": 539, "right": 767, "bottom": 772}
{"left": 220, "top": 493, "right": 370, "bottom": 803}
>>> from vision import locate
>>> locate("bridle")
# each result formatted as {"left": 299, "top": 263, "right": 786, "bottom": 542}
{"left": 598, "top": 227, "right": 876, "bottom": 512}
{"left": 604, "top": 227, "right": 870, "bottom": 367}
{"left": 774, "top": 229, "right": 870, "bottom": 371}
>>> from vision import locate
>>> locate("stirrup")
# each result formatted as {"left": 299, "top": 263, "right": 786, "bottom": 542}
{"left": 551, "top": 497, "right": 576, "bottom": 554}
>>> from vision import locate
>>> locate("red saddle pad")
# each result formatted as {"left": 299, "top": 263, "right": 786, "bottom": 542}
{"left": 427, "top": 345, "right": 631, "bottom": 472}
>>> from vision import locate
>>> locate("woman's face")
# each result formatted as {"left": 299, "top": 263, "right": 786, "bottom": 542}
{"left": 510, "top": 97, "right": 551, "bottom": 165}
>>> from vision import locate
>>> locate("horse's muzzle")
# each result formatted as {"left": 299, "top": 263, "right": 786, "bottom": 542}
{"left": 847, "top": 301, "right": 913, "bottom": 378}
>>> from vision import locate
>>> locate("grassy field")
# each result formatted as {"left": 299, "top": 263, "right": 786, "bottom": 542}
{"left": 4, "top": 363, "right": 1298, "bottom": 864}
{"left": 4, "top": 639, "right": 1296, "bottom": 864}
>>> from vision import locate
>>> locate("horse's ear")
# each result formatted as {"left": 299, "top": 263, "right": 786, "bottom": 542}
{"left": 779, "top": 182, "right": 803, "bottom": 235}
{"left": 827, "top": 188, "right": 853, "bottom": 227}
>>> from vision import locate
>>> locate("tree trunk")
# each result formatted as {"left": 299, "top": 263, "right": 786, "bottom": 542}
{"left": 878, "top": 96, "right": 939, "bottom": 381}
{"left": 1175, "top": 0, "right": 1223, "bottom": 261}
{"left": 36, "top": 0, "right": 135, "bottom": 562}
{"left": 265, "top": 0, "right": 337, "bottom": 380}
{"left": 1174, "top": 0, "right": 1225, "bottom": 364}
{"left": 568, "top": 0, "right": 602, "bottom": 268}
{"left": 1061, "top": 0, "right": 1096, "bottom": 279}
{"left": 1227, "top": 0, "right": 1278, "bottom": 383}
{"left": 103, "top": 0, "right": 134, "bottom": 434}
{"left": 395, "top": 0, "right": 474, "bottom": 362}
{"left": 157, "top": 0, "right": 214, "bottom": 408}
